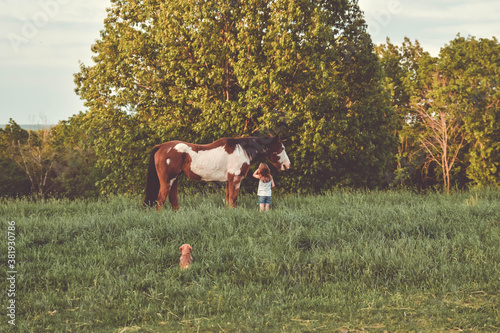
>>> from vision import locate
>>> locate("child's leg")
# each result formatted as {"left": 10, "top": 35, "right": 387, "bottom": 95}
{"left": 259, "top": 204, "right": 265, "bottom": 211}
{"left": 258, "top": 196, "right": 265, "bottom": 211}
{"left": 265, "top": 197, "right": 271, "bottom": 211}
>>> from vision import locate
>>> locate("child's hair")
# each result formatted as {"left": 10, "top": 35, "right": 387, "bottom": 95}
{"left": 258, "top": 163, "right": 272, "bottom": 183}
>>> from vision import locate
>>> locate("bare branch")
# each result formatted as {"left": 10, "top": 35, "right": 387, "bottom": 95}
{"left": 413, "top": 71, "right": 467, "bottom": 193}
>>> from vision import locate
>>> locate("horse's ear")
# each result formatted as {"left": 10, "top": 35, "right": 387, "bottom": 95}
{"left": 273, "top": 134, "right": 280, "bottom": 142}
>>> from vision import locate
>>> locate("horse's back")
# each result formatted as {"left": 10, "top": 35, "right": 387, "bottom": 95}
{"left": 154, "top": 139, "right": 249, "bottom": 182}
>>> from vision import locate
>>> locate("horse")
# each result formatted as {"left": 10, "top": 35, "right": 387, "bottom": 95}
{"left": 143, "top": 136, "right": 291, "bottom": 211}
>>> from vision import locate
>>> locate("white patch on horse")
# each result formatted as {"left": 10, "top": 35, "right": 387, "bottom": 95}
{"left": 231, "top": 144, "right": 250, "bottom": 174}
{"left": 173, "top": 143, "right": 249, "bottom": 181}
{"left": 173, "top": 143, "right": 190, "bottom": 153}
{"left": 166, "top": 158, "right": 170, "bottom": 165}
{"left": 277, "top": 144, "right": 291, "bottom": 170}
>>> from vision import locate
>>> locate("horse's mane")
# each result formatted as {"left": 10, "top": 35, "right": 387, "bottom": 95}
{"left": 227, "top": 137, "right": 275, "bottom": 163}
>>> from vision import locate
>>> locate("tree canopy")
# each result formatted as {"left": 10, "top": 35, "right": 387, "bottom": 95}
{"left": 74, "top": 0, "right": 397, "bottom": 193}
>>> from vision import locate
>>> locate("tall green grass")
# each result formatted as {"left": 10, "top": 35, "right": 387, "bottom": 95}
{"left": 1, "top": 190, "right": 499, "bottom": 332}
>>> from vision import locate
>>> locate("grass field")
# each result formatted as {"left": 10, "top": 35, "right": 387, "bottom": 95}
{"left": 1, "top": 190, "right": 499, "bottom": 332}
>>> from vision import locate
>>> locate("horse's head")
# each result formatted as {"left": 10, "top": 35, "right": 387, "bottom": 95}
{"left": 267, "top": 136, "right": 291, "bottom": 171}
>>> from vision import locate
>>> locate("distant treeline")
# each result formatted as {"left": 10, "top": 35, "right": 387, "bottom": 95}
{"left": 1, "top": 0, "right": 499, "bottom": 198}
{"left": 0, "top": 124, "right": 55, "bottom": 131}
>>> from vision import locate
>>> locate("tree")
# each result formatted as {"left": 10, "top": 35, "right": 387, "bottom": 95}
{"left": 10, "top": 127, "right": 56, "bottom": 197}
{"left": 375, "top": 38, "right": 435, "bottom": 187}
{"left": 49, "top": 113, "right": 102, "bottom": 198}
{"left": 75, "top": 0, "right": 397, "bottom": 193}
{"left": 438, "top": 36, "right": 500, "bottom": 187}
{"left": 0, "top": 120, "right": 31, "bottom": 197}
{"left": 413, "top": 72, "right": 467, "bottom": 193}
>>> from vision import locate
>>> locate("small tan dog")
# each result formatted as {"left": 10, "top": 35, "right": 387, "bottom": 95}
{"left": 179, "top": 244, "right": 193, "bottom": 270}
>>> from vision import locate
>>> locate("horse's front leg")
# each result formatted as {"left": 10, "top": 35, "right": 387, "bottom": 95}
{"left": 227, "top": 175, "right": 243, "bottom": 208}
{"left": 225, "top": 182, "right": 230, "bottom": 207}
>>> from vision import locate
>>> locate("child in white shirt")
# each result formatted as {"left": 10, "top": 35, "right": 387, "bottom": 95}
{"left": 252, "top": 163, "right": 275, "bottom": 211}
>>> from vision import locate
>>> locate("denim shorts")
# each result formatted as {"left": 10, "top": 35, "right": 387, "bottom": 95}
{"left": 258, "top": 196, "right": 271, "bottom": 205}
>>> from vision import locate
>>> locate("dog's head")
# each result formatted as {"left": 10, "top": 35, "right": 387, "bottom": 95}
{"left": 179, "top": 244, "right": 192, "bottom": 255}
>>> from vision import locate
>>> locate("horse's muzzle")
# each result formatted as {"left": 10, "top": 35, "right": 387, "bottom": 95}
{"left": 281, "top": 162, "right": 291, "bottom": 171}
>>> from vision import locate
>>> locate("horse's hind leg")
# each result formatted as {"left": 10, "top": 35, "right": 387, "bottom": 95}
{"left": 169, "top": 177, "right": 179, "bottom": 211}
{"left": 157, "top": 182, "right": 170, "bottom": 211}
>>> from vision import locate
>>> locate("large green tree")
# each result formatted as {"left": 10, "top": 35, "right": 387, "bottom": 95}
{"left": 75, "top": 0, "right": 397, "bottom": 193}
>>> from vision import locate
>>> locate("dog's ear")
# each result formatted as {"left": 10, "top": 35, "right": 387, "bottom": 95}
{"left": 179, "top": 246, "right": 183, "bottom": 252}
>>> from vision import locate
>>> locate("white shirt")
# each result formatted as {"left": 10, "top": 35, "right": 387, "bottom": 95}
{"left": 257, "top": 180, "right": 273, "bottom": 196}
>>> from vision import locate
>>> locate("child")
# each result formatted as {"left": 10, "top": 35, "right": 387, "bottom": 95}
{"left": 252, "top": 163, "right": 275, "bottom": 211}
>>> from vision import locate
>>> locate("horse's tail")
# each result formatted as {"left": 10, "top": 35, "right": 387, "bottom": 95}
{"left": 143, "top": 146, "right": 161, "bottom": 208}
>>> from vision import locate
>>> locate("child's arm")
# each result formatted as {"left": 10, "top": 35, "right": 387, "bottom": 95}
{"left": 252, "top": 169, "right": 260, "bottom": 179}
{"left": 271, "top": 178, "right": 275, "bottom": 188}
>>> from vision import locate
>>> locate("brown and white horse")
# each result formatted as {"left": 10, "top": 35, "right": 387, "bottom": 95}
{"left": 144, "top": 136, "right": 291, "bottom": 210}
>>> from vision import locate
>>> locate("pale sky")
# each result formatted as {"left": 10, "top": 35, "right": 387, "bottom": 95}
{"left": 1, "top": 0, "right": 499, "bottom": 124}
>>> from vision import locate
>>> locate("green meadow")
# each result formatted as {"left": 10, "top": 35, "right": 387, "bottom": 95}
{"left": 1, "top": 190, "right": 499, "bottom": 332}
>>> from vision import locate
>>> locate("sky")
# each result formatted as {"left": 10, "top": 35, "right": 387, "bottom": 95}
{"left": 1, "top": 0, "right": 499, "bottom": 125}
